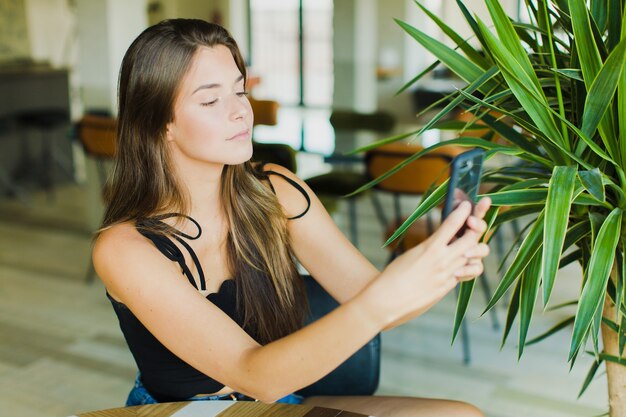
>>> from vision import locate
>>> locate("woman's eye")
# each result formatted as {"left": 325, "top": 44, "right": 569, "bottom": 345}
{"left": 236, "top": 91, "right": 249, "bottom": 97}
{"left": 201, "top": 99, "right": 218, "bottom": 107}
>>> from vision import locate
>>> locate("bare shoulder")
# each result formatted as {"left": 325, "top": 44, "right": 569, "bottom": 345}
{"left": 261, "top": 163, "right": 312, "bottom": 219}
{"left": 93, "top": 222, "right": 148, "bottom": 264}
{"left": 93, "top": 221, "right": 176, "bottom": 300}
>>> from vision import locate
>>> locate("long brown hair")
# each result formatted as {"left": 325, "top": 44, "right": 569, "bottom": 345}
{"left": 101, "top": 19, "right": 307, "bottom": 344}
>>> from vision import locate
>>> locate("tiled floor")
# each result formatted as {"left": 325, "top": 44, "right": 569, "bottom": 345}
{"left": 0, "top": 181, "right": 608, "bottom": 417}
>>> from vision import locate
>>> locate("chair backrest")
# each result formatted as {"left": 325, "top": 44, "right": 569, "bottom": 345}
{"left": 77, "top": 114, "right": 117, "bottom": 158}
{"left": 330, "top": 109, "right": 396, "bottom": 133}
{"left": 249, "top": 98, "right": 279, "bottom": 127}
{"left": 252, "top": 142, "right": 297, "bottom": 172}
{"left": 365, "top": 142, "right": 464, "bottom": 195}
{"left": 296, "top": 276, "right": 380, "bottom": 397}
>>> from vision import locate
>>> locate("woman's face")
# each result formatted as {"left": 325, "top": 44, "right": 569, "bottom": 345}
{"left": 166, "top": 45, "right": 253, "bottom": 168}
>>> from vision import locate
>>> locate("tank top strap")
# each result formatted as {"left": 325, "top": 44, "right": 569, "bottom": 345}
{"left": 136, "top": 214, "right": 207, "bottom": 291}
{"left": 257, "top": 163, "right": 311, "bottom": 220}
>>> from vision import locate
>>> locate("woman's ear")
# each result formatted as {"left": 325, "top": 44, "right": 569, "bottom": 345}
{"left": 165, "top": 123, "right": 175, "bottom": 142}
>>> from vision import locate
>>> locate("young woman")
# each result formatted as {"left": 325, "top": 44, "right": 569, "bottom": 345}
{"left": 94, "top": 18, "right": 491, "bottom": 417}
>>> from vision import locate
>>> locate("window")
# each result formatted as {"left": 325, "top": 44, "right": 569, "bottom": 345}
{"left": 250, "top": 0, "right": 333, "bottom": 107}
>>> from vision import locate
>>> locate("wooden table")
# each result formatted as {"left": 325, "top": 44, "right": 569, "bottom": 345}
{"left": 71, "top": 401, "right": 370, "bottom": 417}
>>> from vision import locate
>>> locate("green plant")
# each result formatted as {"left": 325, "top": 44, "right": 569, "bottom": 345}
{"left": 352, "top": 0, "right": 626, "bottom": 414}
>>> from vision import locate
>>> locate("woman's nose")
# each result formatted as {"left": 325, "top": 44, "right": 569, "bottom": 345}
{"left": 230, "top": 97, "right": 249, "bottom": 121}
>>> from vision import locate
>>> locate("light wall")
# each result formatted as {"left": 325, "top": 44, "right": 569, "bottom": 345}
{"left": 17, "top": 0, "right": 521, "bottom": 119}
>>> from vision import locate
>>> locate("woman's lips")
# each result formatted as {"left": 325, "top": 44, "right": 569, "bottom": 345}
{"left": 227, "top": 129, "right": 250, "bottom": 141}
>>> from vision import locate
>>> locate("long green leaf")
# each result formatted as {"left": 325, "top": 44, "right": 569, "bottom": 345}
{"left": 620, "top": 4, "right": 626, "bottom": 167}
{"left": 569, "top": 0, "right": 604, "bottom": 87}
{"left": 492, "top": 205, "right": 545, "bottom": 227}
{"left": 561, "top": 249, "right": 584, "bottom": 268}
{"left": 580, "top": 39, "right": 626, "bottom": 160}
{"left": 499, "top": 178, "right": 549, "bottom": 191}
{"left": 539, "top": 0, "right": 569, "bottom": 142}
{"left": 552, "top": 68, "right": 584, "bottom": 82}
{"left": 486, "top": 0, "right": 539, "bottom": 84}
{"left": 485, "top": 212, "right": 545, "bottom": 313}
{"left": 455, "top": 88, "right": 594, "bottom": 168}
{"left": 578, "top": 169, "right": 606, "bottom": 202}
{"left": 395, "top": 19, "right": 498, "bottom": 93}
{"left": 608, "top": 250, "right": 626, "bottom": 356}
{"left": 481, "top": 189, "right": 548, "bottom": 206}
{"left": 415, "top": 1, "right": 490, "bottom": 69}
{"left": 395, "top": 60, "right": 439, "bottom": 96}
{"left": 519, "top": 251, "right": 542, "bottom": 358}
{"left": 543, "top": 166, "right": 577, "bottom": 306}
{"left": 526, "top": 316, "right": 575, "bottom": 345}
{"left": 573, "top": 192, "right": 611, "bottom": 207}
{"left": 569, "top": 208, "right": 623, "bottom": 360}
{"left": 475, "top": 15, "right": 567, "bottom": 153}
{"left": 406, "top": 66, "right": 500, "bottom": 143}
{"left": 598, "top": 352, "right": 626, "bottom": 366}
{"left": 568, "top": 0, "right": 621, "bottom": 166}
{"left": 480, "top": 112, "right": 541, "bottom": 156}
{"left": 617, "top": 248, "right": 624, "bottom": 324}
{"left": 563, "top": 220, "right": 592, "bottom": 251}
{"left": 607, "top": 0, "right": 622, "bottom": 50}
{"left": 452, "top": 280, "right": 476, "bottom": 345}
{"left": 384, "top": 180, "right": 447, "bottom": 247}
{"left": 578, "top": 358, "right": 603, "bottom": 398}
{"left": 590, "top": 297, "right": 604, "bottom": 358}
{"left": 456, "top": 0, "right": 489, "bottom": 57}
{"left": 501, "top": 278, "right": 522, "bottom": 348}
{"left": 601, "top": 318, "right": 625, "bottom": 358}
{"left": 469, "top": 56, "right": 617, "bottom": 167}
{"left": 590, "top": 0, "right": 608, "bottom": 31}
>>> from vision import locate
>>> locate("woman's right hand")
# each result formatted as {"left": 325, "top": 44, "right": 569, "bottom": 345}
{"left": 363, "top": 199, "right": 491, "bottom": 328}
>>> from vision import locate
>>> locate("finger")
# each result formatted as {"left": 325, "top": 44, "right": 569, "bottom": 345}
{"left": 454, "top": 262, "right": 484, "bottom": 280}
{"left": 433, "top": 201, "right": 472, "bottom": 245}
{"left": 446, "top": 229, "right": 483, "bottom": 257}
{"left": 464, "top": 243, "right": 490, "bottom": 259}
{"left": 466, "top": 216, "right": 488, "bottom": 235}
{"left": 473, "top": 197, "right": 491, "bottom": 219}
{"left": 443, "top": 255, "right": 472, "bottom": 280}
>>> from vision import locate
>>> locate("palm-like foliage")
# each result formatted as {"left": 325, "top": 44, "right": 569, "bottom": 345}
{"left": 353, "top": 0, "right": 626, "bottom": 397}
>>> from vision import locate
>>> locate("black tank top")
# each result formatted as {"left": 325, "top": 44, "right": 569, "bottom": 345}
{"left": 108, "top": 169, "right": 310, "bottom": 402}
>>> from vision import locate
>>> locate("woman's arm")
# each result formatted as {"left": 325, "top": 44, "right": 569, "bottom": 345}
{"left": 264, "top": 164, "right": 489, "bottom": 329}
{"left": 95, "top": 196, "right": 483, "bottom": 403}
{"left": 262, "top": 164, "right": 379, "bottom": 303}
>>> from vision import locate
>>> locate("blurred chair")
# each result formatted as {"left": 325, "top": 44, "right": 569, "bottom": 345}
{"left": 296, "top": 275, "right": 380, "bottom": 396}
{"left": 305, "top": 110, "right": 396, "bottom": 247}
{"left": 249, "top": 97, "right": 279, "bottom": 127}
{"left": 248, "top": 97, "right": 297, "bottom": 171}
{"left": 365, "top": 142, "right": 462, "bottom": 260}
{"left": 329, "top": 110, "right": 395, "bottom": 132}
{"left": 13, "top": 108, "right": 71, "bottom": 198}
{"left": 365, "top": 142, "right": 498, "bottom": 364}
{"left": 252, "top": 142, "right": 297, "bottom": 173}
{"left": 0, "top": 117, "right": 26, "bottom": 201}
{"left": 77, "top": 114, "right": 117, "bottom": 187}
{"left": 76, "top": 114, "right": 117, "bottom": 282}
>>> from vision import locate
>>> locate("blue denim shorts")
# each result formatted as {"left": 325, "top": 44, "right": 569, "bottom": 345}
{"left": 126, "top": 373, "right": 303, "bottom": 406}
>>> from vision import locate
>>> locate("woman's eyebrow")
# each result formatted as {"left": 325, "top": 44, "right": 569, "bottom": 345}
{"left": 192, "top": 74, "right": 244, "bottom": 95}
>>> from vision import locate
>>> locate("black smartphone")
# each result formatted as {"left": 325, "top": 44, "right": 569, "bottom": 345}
{"left": 442, "top": 148, "right": 485, "bottom": 236}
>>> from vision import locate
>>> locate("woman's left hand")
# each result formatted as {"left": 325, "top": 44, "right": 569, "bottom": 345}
{"left": 453, "top": 197, "right": 491, "bottom": 281}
